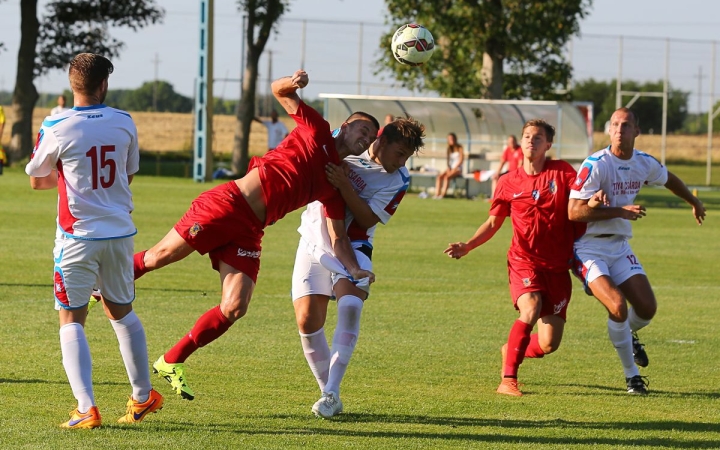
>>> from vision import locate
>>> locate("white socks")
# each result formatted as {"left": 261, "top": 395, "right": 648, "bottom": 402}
{"left": 325, "top": 295, "right": 364, "bottom": 396}
{"left": 607, "top": 319, "right": 639, "bottom": 378}
{"left": 59, "top": 323, "right": 95, "bottom": 413}
{"left": 110, "top": 311, "right": 151, "bottom": 403}
{"left": 299, "top": 328, "right": 331, "bottom": 393}
{"left": 628, "top": 307, "right": 651, "bottom": 333}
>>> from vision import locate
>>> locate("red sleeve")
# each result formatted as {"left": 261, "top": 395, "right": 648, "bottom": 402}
{"left": 291, "top": 101, "right": 329, "bottom": 136}
{"left": 489, "top": 176, "right": 510, "bottom": 217}
{"left": 321, "top": 190, "right": 346, "bottom": 220}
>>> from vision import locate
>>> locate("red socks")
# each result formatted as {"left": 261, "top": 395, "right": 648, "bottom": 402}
{"left": 164, "top": 306, "right": 233, "bottom": 363}
{"left": 503, "top": 320, "right": 532, "bottom": 378}
{"left": 524, "top": 333, "right": 546, "bottom": 359}
{"left": 133, "top": 250, "right": 149, "bottom": 280}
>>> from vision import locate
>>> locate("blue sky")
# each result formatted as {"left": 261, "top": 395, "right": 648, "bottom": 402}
{"left": 1, "top": 0, "right": 719, "bottom": 112}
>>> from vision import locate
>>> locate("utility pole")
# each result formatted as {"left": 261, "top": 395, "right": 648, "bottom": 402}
{"left": 152, "top": 53, "right": 161, "bottom": 111}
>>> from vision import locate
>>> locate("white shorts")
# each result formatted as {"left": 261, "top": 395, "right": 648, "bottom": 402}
{"left": 53, "top": 230, "right": 135, "bottom": 310}
{"left": 573, "top": 235, "right": 646, "bottom": 288}
{"left": 291, "top": 237, "right": 372, "bottom": 301}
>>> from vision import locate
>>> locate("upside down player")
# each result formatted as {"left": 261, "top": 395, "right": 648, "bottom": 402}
{"left": 445, "top": 119, "right": 599, "bottom": 396}
{"left": 292, "top": 116, "right": 425, "bottom": 418}
{"left": 134, "top": 69, "right": 380, "bottom": 400}
{"left": 569, "top": 107, "right": 705, "bottom": 395}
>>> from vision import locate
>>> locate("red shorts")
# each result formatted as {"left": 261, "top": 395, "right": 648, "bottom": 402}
{"left": 174, "top": 181, "right": 264, "bottom": 282}
{"left": 507, "top": 263, "right": 572, "bottom": 321}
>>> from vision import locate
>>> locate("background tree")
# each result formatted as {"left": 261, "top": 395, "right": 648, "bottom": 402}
{"left": 8, "top": 0, "right": 163, "bottom": 164}
{"left": 378, "top": 0, "right": 591, "bottom": 100}
{"left": 231, "top": 0, "right": 287, "bottom": 176}
{"left": 571, "top": 78, "right": 689, "bottom": 133}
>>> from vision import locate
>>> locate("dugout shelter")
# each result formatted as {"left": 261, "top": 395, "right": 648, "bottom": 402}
{"left": 320, "top": 94, "right": 593, "bottom": 198}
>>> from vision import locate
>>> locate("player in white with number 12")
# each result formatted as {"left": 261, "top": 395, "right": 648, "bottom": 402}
{"left": 569, "top": 107, "right": 705, "bottom": 395}
{"left": 25, "top": 53, "right": 163, "bottom": 429}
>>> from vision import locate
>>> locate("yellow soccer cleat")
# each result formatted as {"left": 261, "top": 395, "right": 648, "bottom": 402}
{"left": 153, "top": 355, "right": 195, "bottom": 400}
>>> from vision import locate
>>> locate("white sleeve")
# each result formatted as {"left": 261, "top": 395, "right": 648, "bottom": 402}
{"left": 644, "top": 155, "right": 668, "bottom": 187}
{"left": 127, "top": 123, "right": 140, "bottom": 176}
{"left": 368, "top": 181, "right": 408, "bottom": 225}
{"left": 569, "top": 159, "right": 602, "bottom": 200}
{"left": 25, "top": 126, "right": 59, "bottom": 177}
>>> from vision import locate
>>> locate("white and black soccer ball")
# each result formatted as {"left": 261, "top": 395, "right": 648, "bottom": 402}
{"left": 391, "top": 24, "right": 435, "bottom": 66}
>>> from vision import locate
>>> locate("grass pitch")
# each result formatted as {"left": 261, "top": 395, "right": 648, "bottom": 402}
{"left": 1, "top": 168, "right": 719, "bottom": 449}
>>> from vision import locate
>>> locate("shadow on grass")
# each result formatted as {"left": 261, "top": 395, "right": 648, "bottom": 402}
{"left": 555, "top": 383, "right": 720, "bottom": 400}
{"left": 133, "top": 414, "right": 720, "bottom": 448}
{"left": 0, "top": 378, "right": 125, "bottom": 386}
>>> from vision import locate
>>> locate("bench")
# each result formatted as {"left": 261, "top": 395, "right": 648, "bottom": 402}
{"left": 407, "top": 152, "right": 499, "bottom": 199}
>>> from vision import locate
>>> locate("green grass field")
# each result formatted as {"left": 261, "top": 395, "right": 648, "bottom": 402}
{"left": 1, "top": 168, "right": 719, "bottom": 449}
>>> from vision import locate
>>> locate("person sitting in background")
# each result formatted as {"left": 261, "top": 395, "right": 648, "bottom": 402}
{"left": 50, "top": 95, "right": 70, "bottom": 116}
{"left": 434, "top": 132, "right": 464, "bottom": 199}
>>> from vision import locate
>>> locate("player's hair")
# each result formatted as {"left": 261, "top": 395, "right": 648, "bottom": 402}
{"left": 615, "top": 107, "right": 640, "bottom": 126}
{"left": 345, "top": 111, "right": 380, "bottom": 131}
{"left": 69, "top": 53, "right": 114, "bottom": 96}
{"left": 382, "top": 116, "right": 426, "bottom": 154}
{"left": 522, "top": 119, "right": 555, "bottom": 143}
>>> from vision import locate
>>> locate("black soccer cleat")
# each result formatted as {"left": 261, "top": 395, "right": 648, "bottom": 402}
{"left": 626, "top": 375, "right": 649, "bottom": 395}
{"left": 631, "top": 331, "right": 649, "bottom": 368}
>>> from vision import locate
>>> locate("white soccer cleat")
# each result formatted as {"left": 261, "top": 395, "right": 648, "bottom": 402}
{"left": 311, "top": 392, "right": 343, "bottom": 418}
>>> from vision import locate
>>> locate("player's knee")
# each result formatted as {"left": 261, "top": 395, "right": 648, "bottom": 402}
{"left": 296, "top": 313, "right": 323, "bottom": 334}
{"left": 541, "top": 340, "right": 560, "bottom": 354}
{"left": 220, "top": 296, "right": 249, "bottom": 322}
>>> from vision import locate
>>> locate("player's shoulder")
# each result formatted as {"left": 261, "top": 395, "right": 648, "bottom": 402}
{"left": 582, "top": 147, "right": 612, "bottom": 166}
{"left": 104, "top": 106, "right": 134, "bottom": 120}
{"left": 634, "top": 149, "right": 662, "bottom": 164}
{"left": 41, "top": 108, "right": 77, "bottom": 129}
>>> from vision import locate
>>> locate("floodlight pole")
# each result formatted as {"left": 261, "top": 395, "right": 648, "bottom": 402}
{"left": 193, "top": 0, "right": 214, "bottom": 182}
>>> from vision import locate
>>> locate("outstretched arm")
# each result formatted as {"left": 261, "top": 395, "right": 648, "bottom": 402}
{"left": 665, "top": 171, "right": 706, "bottom": 225}
{"left": 444, "top": 215, "right": 505, "bottom": 259}
{"left": 272, "top": 70, "right": 308, "bottom": 116}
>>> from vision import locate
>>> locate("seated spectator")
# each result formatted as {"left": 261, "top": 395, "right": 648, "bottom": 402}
{"left": 434, "top": 132, "right": 464, "bottom": 199}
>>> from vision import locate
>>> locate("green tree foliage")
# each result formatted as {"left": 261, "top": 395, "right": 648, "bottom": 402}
{"left": 572, "top": 79, "right": 689, "bottom": 133}
{"left": 232, "top": 0, "right": 288, "bottom": 175}
{"left": 378, "top": 0, "right": 591, "bottom": 100}
{"left": 7, "top": 0, "right": 163, "bottom": 164}
{"left": 35, "top": 0, "right": 163, "bottom": 76}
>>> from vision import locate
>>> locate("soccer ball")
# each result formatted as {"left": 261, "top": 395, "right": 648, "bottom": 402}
{"left": 391, "top": 24, "right": 435, "bottom": 66}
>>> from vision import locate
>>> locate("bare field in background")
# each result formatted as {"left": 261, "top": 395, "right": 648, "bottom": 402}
{"left": 1, "top": 107, "right": 715, "bottom": 162}
{"left": 1, "top": 107, "right": 293, "bottom": 157}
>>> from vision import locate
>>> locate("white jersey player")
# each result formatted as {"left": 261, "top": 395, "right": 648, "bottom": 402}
{"left": 26, "top": 53, "right": 163, "bottom": 429}
{"left": 569, "top": 107, "right": 705, "bottom": 396}
{"left": 291, "top": 118, "right": 425, "bottom": 418}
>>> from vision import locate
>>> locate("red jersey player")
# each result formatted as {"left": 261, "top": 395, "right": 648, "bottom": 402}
{"left": 445, "top": 119, "right": 593, "bottom": 396}
{"left": 134, "top": 69, "right": 380, "bottom": 401}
